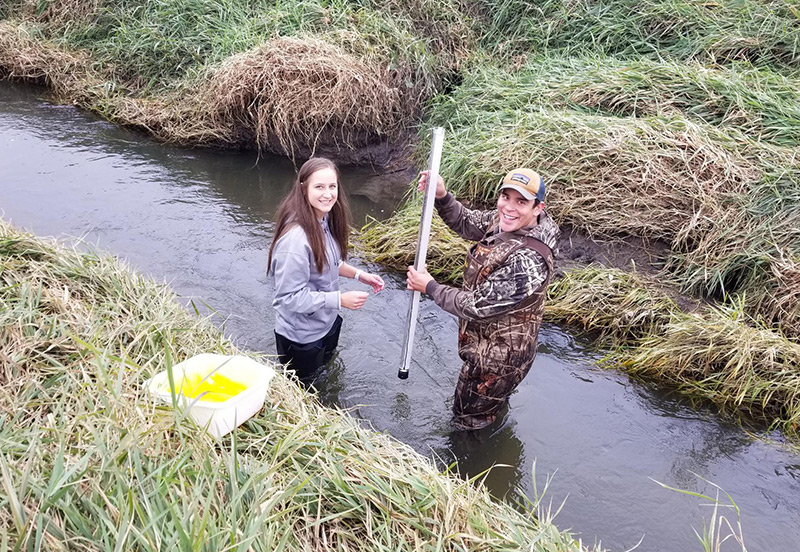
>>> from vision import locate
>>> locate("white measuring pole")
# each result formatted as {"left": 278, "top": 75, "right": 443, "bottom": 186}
{"left": 398, "top": 127, "right": 445, "bottom": 379}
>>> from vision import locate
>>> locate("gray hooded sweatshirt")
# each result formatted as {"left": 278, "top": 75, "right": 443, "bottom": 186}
{"left": 270, "top": 217, "right": 341, "bottom": 343}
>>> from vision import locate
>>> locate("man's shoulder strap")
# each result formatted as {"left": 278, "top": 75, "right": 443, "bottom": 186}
{"left": 521, "top": 236, "right": 554, "bottom": 275}
{"left": 484, "top": 228, "right": 555, "bottom": 275}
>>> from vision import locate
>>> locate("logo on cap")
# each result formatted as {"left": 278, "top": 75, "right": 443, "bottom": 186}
{"left": 508, "top": 173, "right": 531, "bottom": 185}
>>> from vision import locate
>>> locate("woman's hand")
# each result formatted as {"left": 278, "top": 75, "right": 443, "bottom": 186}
{"left": 406, "top": 265, "right": 435, "bottom": 293}
{"left": 341, "top": 291, "right": 369, "bottom": 310}
{"left": 359, "top": 272, "right": 385, "bottom": 293}
{"left": 418, "top": 171, "right": 447, "bottom": 199}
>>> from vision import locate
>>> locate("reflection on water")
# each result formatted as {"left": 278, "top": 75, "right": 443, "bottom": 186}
{"left": 3, "top": 80, "right": 800, "bottom": 552}
{"left": 446, "top": 420, "right": 527, "bottom": 502}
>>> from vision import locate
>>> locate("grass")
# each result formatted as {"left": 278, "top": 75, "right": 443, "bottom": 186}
{"left": 545, "top": 265, "right": 681, "bottom": 343}
{"left": 361, "top": 195, "right": 470, "bottom": 283}
{"left": 0, "top": 218, "right": 592, "bottom": 551}
{"left": 653, "top": 475, "right": 748, "bottom": 552}
{"left": 440, "top": 55, "right": 800, "bottom": 148}
{"left": 204, "top": 36, "right": 409, "bottom": 159}
{"left": 476, "top": 0, "right": 800, "bottom": 70}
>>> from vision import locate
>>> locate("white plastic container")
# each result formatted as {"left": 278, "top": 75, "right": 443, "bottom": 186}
{"left": 146, "top": 353, "right": 276, "bottom": 438}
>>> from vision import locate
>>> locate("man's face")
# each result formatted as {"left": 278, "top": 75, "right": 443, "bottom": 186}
{"left": 496, "top": 188, "right": 543, "bottom": 232}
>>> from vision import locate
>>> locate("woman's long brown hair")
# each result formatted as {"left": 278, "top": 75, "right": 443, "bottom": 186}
{"left": 268, "top": 157, "right": 351, "bottom": 274}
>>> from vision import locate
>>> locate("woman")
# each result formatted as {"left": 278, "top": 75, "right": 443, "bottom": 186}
{"left": 268, "top": 157, "right": 384, "bottom": 384}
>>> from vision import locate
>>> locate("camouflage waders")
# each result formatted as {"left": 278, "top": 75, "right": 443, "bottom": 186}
{"left": 453, "top": 232, "right": 554, "bottom": 429}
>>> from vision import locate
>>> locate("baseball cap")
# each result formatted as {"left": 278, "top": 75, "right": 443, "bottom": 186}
{"left": 498, "top": 168, "right": 545, "bottom": 202}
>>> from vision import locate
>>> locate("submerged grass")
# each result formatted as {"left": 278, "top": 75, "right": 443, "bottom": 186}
{"left": 0, "top": 219, "right": 591, "bottom": 550}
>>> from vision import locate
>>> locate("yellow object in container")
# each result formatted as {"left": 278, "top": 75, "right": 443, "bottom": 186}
{"left": 180, "top": 373, "right": 247, "bottom": 402}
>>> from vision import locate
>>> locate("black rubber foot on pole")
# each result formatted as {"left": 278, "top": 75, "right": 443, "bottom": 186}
{"left": 397, "top": 370, "right": 409, "bottom": 380}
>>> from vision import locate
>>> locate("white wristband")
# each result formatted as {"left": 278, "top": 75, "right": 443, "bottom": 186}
{"left": 354, "top": 269, "right": 363, "bottom": 282}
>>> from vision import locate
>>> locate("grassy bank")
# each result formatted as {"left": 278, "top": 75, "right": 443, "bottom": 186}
{"left": 0, "top": 0, "right": 471, "bottom": 161}
{"left": 0, "top": 218, "right": 592, "bottom": 550}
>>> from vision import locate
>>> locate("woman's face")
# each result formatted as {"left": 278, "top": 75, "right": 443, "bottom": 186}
{"left": 305, "top": 167, "right": 339, "bottom": 219}
{"left": 496, "top": 188, "right": 542, "bottom": 232}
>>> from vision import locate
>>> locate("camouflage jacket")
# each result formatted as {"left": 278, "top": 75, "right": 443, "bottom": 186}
{"left": 425, "top": 192, "right": 559, "bottom": 369}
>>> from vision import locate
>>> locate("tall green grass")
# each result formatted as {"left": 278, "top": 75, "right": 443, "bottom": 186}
{"left": 22, "top": 0, "right": 469, "bottom": 96}
{"left": 444, "top": 56, "right": 800, "bottom": 148}
{"left": 476, "top": 0, "right": 800, "bottom": 69}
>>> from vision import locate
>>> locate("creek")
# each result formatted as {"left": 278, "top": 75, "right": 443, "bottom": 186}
{"left": 2, "top": 80, "right": 799, "bottom": 552}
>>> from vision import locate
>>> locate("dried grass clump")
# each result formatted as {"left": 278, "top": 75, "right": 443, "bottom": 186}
{"left": 1, "top": 219, "right": 589, "bottom": 551}
{"left": 0, "top": 21, "right": 97, "bottom": 100}
{"left": 768, "top": 259, "right": 800, "bottom": 338}
{"left": 206, "top": 37, "right": 407, "bottom": 159}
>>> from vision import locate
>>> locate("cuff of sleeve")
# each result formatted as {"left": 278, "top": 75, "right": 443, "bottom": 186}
{"left": 324, "top": 291, "right": 340, "bottom": 310}
{"left": 434, "top": 192, "right": 455, "bottom": 208}
{"left": 425, "top": 280, "right": 439, "bottom": 296}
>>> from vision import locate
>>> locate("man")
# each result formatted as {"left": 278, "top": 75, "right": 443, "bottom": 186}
{"left": 407, "top": 168, "right": 559, "bottom": 429}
